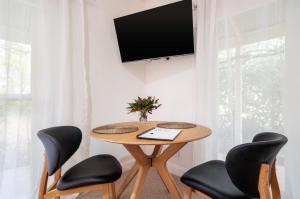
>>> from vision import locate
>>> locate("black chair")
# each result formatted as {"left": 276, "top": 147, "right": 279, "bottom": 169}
{"left": 37, "top": 126, "right": 122, "bottom": 199}
{"left": 181, "top": 132, "right": 287, "bottom": 199}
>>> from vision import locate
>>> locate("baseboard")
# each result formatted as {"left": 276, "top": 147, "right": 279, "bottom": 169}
{"left": 120, "top": 156, "right": 187, "bottom": 177}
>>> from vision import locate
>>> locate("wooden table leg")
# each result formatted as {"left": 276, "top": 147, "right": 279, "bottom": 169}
{"left": 117, "top": 162, "right": 139, "bottom": 198}
{"left": 151, "top": 145, "right": 163, "bottom": 158}
{"left": 153, "top": 143, "right": 187, "bottom": 199}
{"left": 121, "top": 143, "right": 186, "bottom": 199}
{"left": 131, "top": 164, "right": 150, "bottom": 199}
{"left": 123, "top": 145, "right": 151, "bottom": 199}
{"left": 150, "top": 146, "right": 169, "bottom": 193}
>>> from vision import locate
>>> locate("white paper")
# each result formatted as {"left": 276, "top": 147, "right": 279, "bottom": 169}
{"left": 138, "top": 128, "right": 182, "bottom": 141}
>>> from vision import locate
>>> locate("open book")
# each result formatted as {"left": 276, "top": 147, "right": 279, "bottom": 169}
{"left": 137, "top": 127, "right": 182, "bottom": 141}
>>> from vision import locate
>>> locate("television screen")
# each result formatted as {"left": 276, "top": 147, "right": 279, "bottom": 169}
{"left": 114, "top": 0, "right": 194, "bottom": 62}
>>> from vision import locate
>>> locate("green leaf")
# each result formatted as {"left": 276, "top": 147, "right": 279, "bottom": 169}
{"left": 126, "top": 96, "right": 161, "bottom": 116}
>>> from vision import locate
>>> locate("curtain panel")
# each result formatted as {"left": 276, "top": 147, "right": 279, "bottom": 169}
{"left": 0, "top": 0, "right": 37, "bottom": 198}
{"left": 0, "top": 0, "right": 91, "bottom": 198}
{"left": 193, "top": 0, "right": 296, "bottom": 197}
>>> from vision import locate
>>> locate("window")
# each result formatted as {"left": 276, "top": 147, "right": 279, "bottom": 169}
{"left": 0, "top": 0, "right": 37, "bottom": 197}
{"left": 217, "top": 37, "right": 285, "bottom": 154}
{"left": 216, "top": 35, "right": 286, "bottom": 189}
{"left": 0, "top": 39, "right": 31, "bottom": 171}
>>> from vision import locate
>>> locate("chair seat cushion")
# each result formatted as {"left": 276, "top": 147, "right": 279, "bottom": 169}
{"left": 180, "top": 160, "right": 257, "bottom": 199}
{"left": 57, "top": 154, "right": 122, "bottom": 190}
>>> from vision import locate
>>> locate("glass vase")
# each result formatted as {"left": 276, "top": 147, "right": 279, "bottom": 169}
{"left": 139, "top": 113, "right": 148, "bottom": 122}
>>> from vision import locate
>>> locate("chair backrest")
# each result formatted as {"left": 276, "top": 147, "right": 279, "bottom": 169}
{"left": 37, "top": 126, "right": 82, "bottom": 176}
{"left": 225, "top": 132, "right": 287, "bottom": 197}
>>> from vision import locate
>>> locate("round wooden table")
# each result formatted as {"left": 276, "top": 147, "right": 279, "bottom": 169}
{"left": 90, "top": 121, "right": 211, "bottom": 199}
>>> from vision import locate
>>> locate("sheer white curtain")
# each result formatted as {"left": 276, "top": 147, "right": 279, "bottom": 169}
{"left": 284, "top": 0, "right": 300, "bottom": 198}
{"left": 32, "top": 0, "right": 91, "bottom": 163}
{"left": 0, "top": 0, "right": 91, "bottom": 198}
{"left": 0, "top": 0, "right": 37, "bottom": 198}
{"left": 194, "top": 0, "right": 292, "bottom": 197}
{"left": 32, "top": 0, "right": 91, "bottom": 197}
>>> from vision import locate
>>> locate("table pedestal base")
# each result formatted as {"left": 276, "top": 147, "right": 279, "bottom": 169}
{"left": 117, "top": 143, "right": 187, "bottom": 199}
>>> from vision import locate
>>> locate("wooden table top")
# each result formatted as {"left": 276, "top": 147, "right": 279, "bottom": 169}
{"left": 90, "top": 121, "right": 212, "bottom": 145}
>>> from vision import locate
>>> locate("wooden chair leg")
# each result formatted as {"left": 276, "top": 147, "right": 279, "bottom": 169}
{"left": 271, "top": 161, "right": 281, "bottom": 199}
{"left": 54, "top": 169, "right": 61, "bottom": 199}
{"left": 110, "top": 183, "right": 116, "bottom": 199}
{"left": 102, "top": 184, "right": 110, "bottom": 199}
{"left": 38, "top": 156, "right": 48, "bottom": 199}
{"left": 183, "top": 187, "right": 192, "bottom": 199}
{"left": 258, "top": 164, "right": 272, "bottom": 199}
{"left": 45, "top": 184, "right": 106, "bottom": 199}
{"left": 194, "top": 190, "right": 212, "bottom": 199}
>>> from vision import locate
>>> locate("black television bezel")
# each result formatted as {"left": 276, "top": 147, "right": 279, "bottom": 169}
{"left": 113, "top": 0, "right": 195, "bottom": 63}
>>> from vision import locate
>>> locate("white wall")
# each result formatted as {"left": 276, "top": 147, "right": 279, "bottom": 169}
{"left": 144, "top": 56, "right": 197, "bottom": 173}
{"left": 87, "top": 0, "right": 147, "bottom": 160}
{"left": 144, "top": 0, "right": 197, "bottom": 174}
{"left": 88, "top": 0, "right": 198, "bottom": 174}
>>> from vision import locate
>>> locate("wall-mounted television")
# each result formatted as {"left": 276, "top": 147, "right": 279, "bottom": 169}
{"left": 114, "top": 0, "right": 194, "bottom": 62}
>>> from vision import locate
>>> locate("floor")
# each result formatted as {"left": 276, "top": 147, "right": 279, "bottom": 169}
{"left": 77, "top": 168, "right": 187, "bottom": 199}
